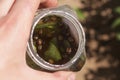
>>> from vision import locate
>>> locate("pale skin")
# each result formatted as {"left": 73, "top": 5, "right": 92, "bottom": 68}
{"left": 0, "top": 0, "right": 76, "bottom": 80}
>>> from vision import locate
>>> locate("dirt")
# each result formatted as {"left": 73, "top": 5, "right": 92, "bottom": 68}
{"left": 59, "top": 0, "right": 120, "bottom": 80}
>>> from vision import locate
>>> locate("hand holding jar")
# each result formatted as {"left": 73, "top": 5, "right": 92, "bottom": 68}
{"left": 0, "top": 0, "right": 76, "bottom": 80}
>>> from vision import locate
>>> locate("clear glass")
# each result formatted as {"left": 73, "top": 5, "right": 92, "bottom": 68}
{"left": 27, "top": 5, "right": 86, "bottom": 72}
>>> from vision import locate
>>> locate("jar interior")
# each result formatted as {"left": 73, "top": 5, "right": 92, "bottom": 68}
{"left": 32, "top": 15, "right": 79, "bottom": 65}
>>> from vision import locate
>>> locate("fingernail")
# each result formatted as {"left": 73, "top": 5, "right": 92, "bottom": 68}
{"left": 68, "top": 73, "right": 76, "bottom": 80}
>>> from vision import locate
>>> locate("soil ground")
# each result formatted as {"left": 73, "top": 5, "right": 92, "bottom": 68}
{"left": 58, "top": 0, "right": 120, "bottom": 80}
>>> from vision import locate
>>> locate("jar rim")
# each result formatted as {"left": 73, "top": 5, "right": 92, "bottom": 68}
{"left": 27, "top": 9, "right": 85, "bottom": 71}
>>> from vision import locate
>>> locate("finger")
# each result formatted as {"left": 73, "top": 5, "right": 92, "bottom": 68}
{"left": 4, "top": 0, "right": 58, "bottom": 43}
{"left": 0, "top": 0, "right": 57, "bottom": 66}
{"left": 5, "top": 0, "right": 41, "bottom": 42}
{"left": 53, "top": 71, "right": 76, "bottom": 80}
{"left": 39, "top": 0, "right": 58, "bottom": 8}
{"left": 43, "top": 0, "right": 58, "bottom": 7}
{"left": 0, "top": 0, "right": 41, "bottom": 65}
{"left": 41, "top": 0, "right": 47, "bottom": 3}
{"left": 27, "top": 68, "right": 76, "bottom": 80}
{"left": 0, "top": 0, "right": 15, "bottom": 18}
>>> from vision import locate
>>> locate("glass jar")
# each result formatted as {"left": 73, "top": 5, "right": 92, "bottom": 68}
{"left": 27, "top": 5, "right": 86, "bottom": 72}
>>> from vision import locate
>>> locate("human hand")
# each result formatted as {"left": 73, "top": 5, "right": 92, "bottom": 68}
{"left": 0, "top": 0, "right": 76, "bottom": 80}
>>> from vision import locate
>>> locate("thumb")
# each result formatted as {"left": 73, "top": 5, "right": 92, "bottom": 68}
{"left": 53, "top": 71, "right": 76, "bottom": 80}
{"left": 39, "top": 0, "right": 58, "bottom": 8}
{"left": 27, "top": 68, "right": 76, "bottom": 80}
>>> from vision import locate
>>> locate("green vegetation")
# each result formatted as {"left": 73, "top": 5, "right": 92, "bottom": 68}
{"left": 112, "top": 6, "right": 120, "bottom": 40}
{"left": 44, "top": 43, "right": 62, "bottom": 62}
{"left": 75, "top": 8, "right": 85, "bottom": 21}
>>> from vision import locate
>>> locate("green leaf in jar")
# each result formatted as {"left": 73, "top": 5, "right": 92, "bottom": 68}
{"left": 50, "top": 37, "right": 58, "bottom": 46}
{"left": 33, "top": 42, "right": 37, "bottom": 52}
{"left": 35, "top": 22, "right": 57, "bottom": 29}
{"left": 33, "top": 45, "right": 37, "bottom": 53}
{"left": 64, "top": 40, "right": 71, "bottom": 48}
{"left": 44, "top": 43, "right": 62, "bottom": 62}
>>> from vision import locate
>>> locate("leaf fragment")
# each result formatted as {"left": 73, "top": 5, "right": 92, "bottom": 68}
{"left": 44, "top": 43, "right": 62, "bottom": 62}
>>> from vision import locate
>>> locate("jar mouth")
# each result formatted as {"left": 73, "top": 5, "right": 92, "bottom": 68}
{"left": 27, "top": 10, "right": 85, "bottom": 71}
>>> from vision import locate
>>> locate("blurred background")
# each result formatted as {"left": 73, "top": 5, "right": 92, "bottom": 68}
{"left": 58, "top": 0, "right": 120, "bottom": 80}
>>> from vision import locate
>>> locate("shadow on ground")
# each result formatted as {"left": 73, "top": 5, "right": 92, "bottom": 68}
{"left": 79, "top": 0, "right": 120, "bottom": 80}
